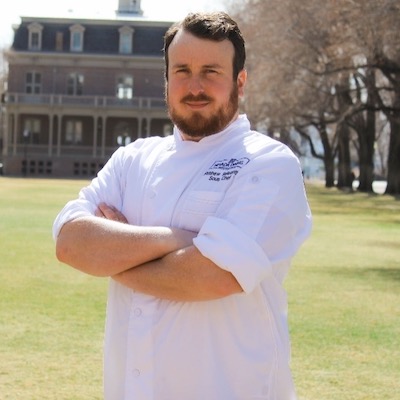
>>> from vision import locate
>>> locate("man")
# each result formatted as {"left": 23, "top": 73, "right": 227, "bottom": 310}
{"left": 53, "top": 12, "right": 312, "bottom": 400}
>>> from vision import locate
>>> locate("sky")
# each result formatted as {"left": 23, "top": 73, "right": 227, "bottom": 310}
{"left": 0, "top": 0, "right": 226, "bottom": 47}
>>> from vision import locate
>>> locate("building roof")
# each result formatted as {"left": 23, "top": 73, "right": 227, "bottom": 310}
{"left": 11, "top": 7, "right": 174, "bottom": 57}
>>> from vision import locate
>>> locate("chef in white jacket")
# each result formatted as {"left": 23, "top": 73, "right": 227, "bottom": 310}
{"left": 53, "top": 11, "right": 312, "bottom": 400}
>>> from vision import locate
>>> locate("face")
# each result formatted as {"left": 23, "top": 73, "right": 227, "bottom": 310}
{"left": 166, "top": 30, "right": 246, "bottom": 141}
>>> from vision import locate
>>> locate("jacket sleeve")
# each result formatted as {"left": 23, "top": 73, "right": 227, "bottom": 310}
{"left": 193, "top": 151, "right": 312, "bottom": 293}
{"left": 52, "top": 146, "right": 127, "bottom": 240}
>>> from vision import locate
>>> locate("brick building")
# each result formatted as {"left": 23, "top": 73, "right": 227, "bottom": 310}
{"left": 1, "top": 0, "right": 173, "bottom": 177}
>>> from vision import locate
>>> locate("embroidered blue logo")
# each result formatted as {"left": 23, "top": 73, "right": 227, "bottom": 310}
{"left": 210, "top": 158, "right": 250, "bottom": 170}
{"left": 204, "top": 158, "right": 250, "bottom": 182}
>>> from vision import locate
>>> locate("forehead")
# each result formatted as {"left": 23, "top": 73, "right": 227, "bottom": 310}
{"left": 168, "top": 29, "right": 234, "bottom": 68}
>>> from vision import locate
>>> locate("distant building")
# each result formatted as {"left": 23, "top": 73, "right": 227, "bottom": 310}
{"left": 2, "top": 0, "right": 173, "bottom": 177}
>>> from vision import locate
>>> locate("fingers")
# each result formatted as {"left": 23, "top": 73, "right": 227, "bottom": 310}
{"left": 94, "top": 205, "right": 105, "bottom": 218}
{"left": 97, "top": 202, "right": 114, "bottom": 218}
{"left": 96, "top": 203, "right": 128, "bottom": 224}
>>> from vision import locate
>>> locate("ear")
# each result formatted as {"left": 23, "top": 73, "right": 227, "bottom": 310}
{"left": 237, "top": 69, "right": 247, "bottom": 97}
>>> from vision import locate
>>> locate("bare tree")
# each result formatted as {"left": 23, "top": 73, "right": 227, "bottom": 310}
{"left": 228, "top": 0, "right": 400, "bottom": 195}
{"left": 0, "top": 47, "right": 8, "bottom": 157}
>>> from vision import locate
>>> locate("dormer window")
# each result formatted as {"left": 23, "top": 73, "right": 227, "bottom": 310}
{"left": 69, "top": 24, "right": 85, "bottom": 52}
{"left": 119, "top": 26, "right": 134, "bottom": 54}
{"left": 28, "top": 23, "right": 43, "bottom": 51}
{"left": 56, "top": 32, "right": 64, "bottom": 51}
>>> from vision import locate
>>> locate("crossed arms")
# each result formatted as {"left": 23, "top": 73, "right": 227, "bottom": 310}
{"left": 55, "top": 203, "right": 242, "bottom": 301}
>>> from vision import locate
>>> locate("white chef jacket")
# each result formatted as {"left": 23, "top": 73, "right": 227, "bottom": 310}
{"left": 53, "top": 115, "right": 312, "bottom": 400}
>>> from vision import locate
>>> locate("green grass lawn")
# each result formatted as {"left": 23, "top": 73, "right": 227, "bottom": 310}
{"left": 287, "top": 184, "right": 400, "bottom": 400}
{"left": 0, "top": 177, "right": 399, "bottom": 399}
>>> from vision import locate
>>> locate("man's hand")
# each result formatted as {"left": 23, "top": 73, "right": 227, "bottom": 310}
{"left": 95, "top": 203, "right": 128, "bottom": 224}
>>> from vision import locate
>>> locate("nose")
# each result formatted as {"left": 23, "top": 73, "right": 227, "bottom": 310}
{"left": 188, "top": 75, "right": 204, "bottom": 96}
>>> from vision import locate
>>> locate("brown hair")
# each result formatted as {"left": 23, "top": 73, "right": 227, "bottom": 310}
{"left": 164, "top": 12, "right": 246, "bottom": 80}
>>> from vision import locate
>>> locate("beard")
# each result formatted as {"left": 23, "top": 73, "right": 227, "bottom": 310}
{"left": 167, "top": 84, "right": 239, "bottom": 139}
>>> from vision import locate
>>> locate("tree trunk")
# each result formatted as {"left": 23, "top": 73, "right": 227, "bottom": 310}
{"left": 337, "top": 122, "right": 353, "bottom": 189}
{"left": 357, "top": 70, "right": 376, "bottom": 193}
{"left": 316, "top": 120, "right": 336, "bottom": 188}
{"left": 324, "top": 156, "right": 335, "bottom": 187}
{"left": 385, "top": 117, "right": 400, "bottom": 195}
{"left": 356, "top": 110, "right": 375, "bottom": 192}
{"left": 358, "top": 111, "right": 375, "bottom": 193}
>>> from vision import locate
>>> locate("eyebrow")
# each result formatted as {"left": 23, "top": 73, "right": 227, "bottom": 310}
{"left": 171, "top": 63, "right": 224, "bottom": 70}
{"left": 171, "top": 63, "right": 189, "bottom": 69}
{"left": 203, "top": 64, "right": 223, "bottom": 70}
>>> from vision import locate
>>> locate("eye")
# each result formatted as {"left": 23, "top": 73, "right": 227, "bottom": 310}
{"left": 175, "top": 67, "right": 190, "bottom": 75}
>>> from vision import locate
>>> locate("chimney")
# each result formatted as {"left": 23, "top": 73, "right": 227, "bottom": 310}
{"left": 117, "top": 0, "right": 143, "bottom": 15}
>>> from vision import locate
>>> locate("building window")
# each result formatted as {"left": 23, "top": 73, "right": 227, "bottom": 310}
{"left": 31, "top": 32, "right": 40, "bottom": 49}
{"left": 28, "top": 22, "right": 43, "bottom": 50}
{"left": 116, "top": 75, "right": 133, "bottom": 99}
{"left": 71, "top": 32, "right": 82, "bottom": 51}
{"left": 117, "top": 134, "right": 131, "bottom": 146}
{"left": 69, "top": 24, "right": 85, "bottom": 52}
{"left": 119, "top": 26, "right": 134, "bottom": 54}
{"left": 23, "top": 119, "right": 41, "bottom": 144}
{"left": 163, "top": 123, "right": 173, "bottom": 136}
{"left": 67, "top": 73, "right": 84, "bottom": 95}
{"left": 26, "top": 72, "right": 41, "bottom": 94}
{"left": 115, "top": 122, "right": 132, "bottom": 146}
{"left": 65, "top": 120, "right": 83, "bottom": 144}
{"left": 56, "top": 32, "right": 64, "bottom": 51}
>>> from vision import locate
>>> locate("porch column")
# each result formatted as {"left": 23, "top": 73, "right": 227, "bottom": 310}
{"left": 56, "top": 114, "right": 62, "bottom": 156}
{"left": 13, "top": 112, "right": 19, "bottom": 155}
{"left": 2, "top": 113, "right": 10, "bottom": 156}
{"left": 146, "top": 117, "right": 151, "bottom": 137}
{"left": 48, "top": 113, "right": 54, "bottom": 157}
{"left": 93, "top": 115, "right": 98, "bottom": 157}
{"left": 138, "top": 117, "right": 143, "bottom": 138}
{"left": 101, "top": 116, "right": 106, "bottom": 158}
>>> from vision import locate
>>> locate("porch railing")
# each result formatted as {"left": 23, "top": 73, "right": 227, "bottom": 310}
{"left": 5, "top": 93, "right": 166, "bottom": 110}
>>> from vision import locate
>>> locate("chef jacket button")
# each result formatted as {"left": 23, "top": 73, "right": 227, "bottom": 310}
{"left": 134, "top": 308, "right": 142, "bottom": 317}
{"left": 133, "top": 368, "right": 141, "bottom": 377}
{"left": 251, "top": 176, "right": 259, "bottom": 183}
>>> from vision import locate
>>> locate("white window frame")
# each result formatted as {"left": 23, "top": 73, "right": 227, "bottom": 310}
{"left": 65, "top": 120, "right": 83, "bottom": 144}
{"left": 28, "top": 22, "right": 43, "bottom": 51}
{"left": 163, "top": 123, "right": 173, "bottom": 136}
{"left": 116, "top": 75, "right": 133, "bottom": 99}
{"left": 69, "top": 24, "right": 85, "bottom": 52}
{"left": 119, "top": 26, "right": 134, "bottom": 54}
{"left": 23, "top": 118, "right": 41, "bottom": 144}
{"left": 26, "top": 72, "right": 41, "bottom": 94}
{"left": 67, "top": 73, "right": 84, "bottom": 95}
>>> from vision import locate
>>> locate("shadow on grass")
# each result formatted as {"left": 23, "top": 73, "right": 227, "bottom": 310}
{"left": 360, "top": 267, "right": 400, "bottom": 282}
{"left": 367, "top": 240, "right": 400, "bottom": 250}
{"left": 306, "top": 184, "right": 400, "bottom": 219}
{"left": 326, "top": 266, "right": 400, "bottom": 283}
{"left": 370, "top": 267, "right": 400, "bottom": 281}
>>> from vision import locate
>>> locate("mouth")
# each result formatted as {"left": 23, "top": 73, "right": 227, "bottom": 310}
{"left": 185, "top": 101, "right": 210, "bottom": 110}
{"left": 181, "top": 94, "right": 213, "bottom": 110}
